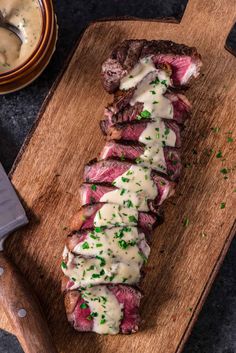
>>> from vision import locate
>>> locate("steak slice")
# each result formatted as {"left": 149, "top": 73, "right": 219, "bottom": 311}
{"left": 79, "top": 183, "right": 169, "bottom": 212}
{"left": 64, "top": 284, "right": 142, "bottom": 334}
{"left": 102, "top": 39, "right": 202, "bottom": 93}
{"left": 101, "top": 120, "right": 181, "bottom": 148}
{"left": 84, "top": 160, "right": 176, "bottom": 207}
{"left": 70, "top": 202, "right": 160, "bottom": 234}
{"left": 100, "top": 141, "right": 182, "bottom": 181}
{"left": 62, "top": 226, "right": 150, "bottom": 287}
{"left": 103, "top": 92, "right": 191, "bottom": 128}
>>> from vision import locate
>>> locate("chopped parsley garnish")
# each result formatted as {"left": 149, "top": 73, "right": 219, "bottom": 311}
{"left": 120, "top": 189, "right": 126, "bottom": 195}
{"left": 140, "top": 110, "right": 151, "bottom": 118}
{"left": 82, "top": 242, "right": 90, "bottom": 249}
{"left": 120, "top": 153, "right": 125, "bottom": 161}
{"left": 150, "top": 77, "right": 160, "bottom": 85}
{"left": 80, "top": 302, "right": 88, "bottom": 309}
{"left": 216, "top": 150, "right": 222, "bottom": 158}
{"left": 91, "top": 312, "right": 98, "bottom": 317}
{"left": 220, "top": 202, "right": 226, "bottom": 209}
{"left": 121, "top": 177, "right": 129, "bottom": 182}
{"left": 211, "top": 127, "right": 220, "bottom": 133}
{"left": 145, "top": 136, "right": 152, "bottom": 140}
{"left": 98, "top": 211, "right": 101, "bottom": 219}
{"left": 128, "top": 215, "right": 137, "bottom": 223}
{"left": 100, "top": 318, "right": 106, "bottom": 325}
{"left": 227, "top": 137, "right": 233, "bottom": 143}
{"left": 71, "top": 277, "right": 76, "bottom": 282}
{"left": 95, "top": 227, "right": 103, "bottom": 233}
{"left": 125, "top": 200, "right": 133, "bottom": 208}
{"left": 61, "top": 261, "right": 67, "bottom": 269}
{"left": 150, "top": 90, "right": 156, "bottom": 94}
{"left": 183, "top": 218, "right": 190, "bottom": 227}
{"left": 96, "top": 243, "right": 103, "bottom": 247}
{"left": 160, "top": 79, "right": 167, "bottom": 86}
{"left": 91, "top": 184, "right": 97, "bottom": 191}
{"left": 153, "top": 101, "right": 159, "bottom": 104}
{"left": 220, "top": 168, "right": 229, "bottom": 175}
{"left": 96, "top": 256, "right": 106, "bottom": 266}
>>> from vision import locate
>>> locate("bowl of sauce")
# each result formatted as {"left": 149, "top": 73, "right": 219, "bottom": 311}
{"left": 0, "top": 0, "right": 57, "bottom": 94}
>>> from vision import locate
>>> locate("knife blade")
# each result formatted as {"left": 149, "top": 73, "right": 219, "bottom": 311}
{"left": 0, "top": 163, "right": 28, "bottom": 246}
{"left": 0, "top": 162, "right": 58, "bottom": 353}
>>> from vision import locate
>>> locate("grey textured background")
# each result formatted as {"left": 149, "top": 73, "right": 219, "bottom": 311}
{"left": 0, "top": 1, "right": 235, "bottom": 352}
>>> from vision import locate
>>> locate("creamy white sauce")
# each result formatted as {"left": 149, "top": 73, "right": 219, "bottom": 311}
{"left": 100, "top": 189, "right": 149, "bottom": 211}
{"left": 139, "top": 120, "right": 176, "bottom": 147}
{"left": 130, "top": 69, "right": 173, "bottom": 120}
{"left": 94, "top": 204, "right": 138, "bottom": 228}
{"left": 113, "top": 165, "right": 157, "bottom": 200}
{"left": 139, "top": 144, "right": 167, "bottom": 173}
{"left": 120, "top": 56, "right": 156, "bottom": 90}
{"left": 81, "top": 286, "right": 123, "bottom": 335}
{"left": 0, "top": 0, "right": 42, "bottom": 74}
{"left": 62, "top": 227, "right": 149, "bottom": 288}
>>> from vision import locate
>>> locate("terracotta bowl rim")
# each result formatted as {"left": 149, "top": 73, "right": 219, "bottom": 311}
{"left": 0, "top": 0, "right": 55, "bottom": 81}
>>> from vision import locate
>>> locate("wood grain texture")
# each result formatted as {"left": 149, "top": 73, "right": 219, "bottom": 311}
{"left": 0, "top": 253, "right": 58, "bottom": 353}
{"left": 1, "top": 0, "right": 236, "bottom": 352}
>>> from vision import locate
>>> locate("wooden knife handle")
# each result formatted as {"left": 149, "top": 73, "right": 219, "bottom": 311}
{"left": 0, "top": 251, "right": 58, "bottom": 353}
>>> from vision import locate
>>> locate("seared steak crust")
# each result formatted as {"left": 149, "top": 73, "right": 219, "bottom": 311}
{"left": 102, "top": 39, "right": 202, "bottom": 93}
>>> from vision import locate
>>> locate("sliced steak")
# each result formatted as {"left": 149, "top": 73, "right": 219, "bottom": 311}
{"left": 79, "top": 182, "right": 169, "bottom": 212}
{"left": 84, "top": 160, "right": 176, "bottom": 207}
{"left": 102, "top": 39, "right": 202, "bottom": 93}
{"left": 70, "top": 202, "right": 159, "bottom": 234}
{"left": 103, "top": 92, "right": 191, "bottom": 129}
{"left": 102, "top": 120, "right": 181, "bottom": 148}
{"left": 100, "top": 141, "right": 182, "bottom": 181}
{"left": 64, "top": 284, "right": 142, "bottom": 334}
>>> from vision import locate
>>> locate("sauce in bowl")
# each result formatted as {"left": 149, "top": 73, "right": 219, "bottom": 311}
{"left": 0, "top": 0, "right": 43, "bottom": 74}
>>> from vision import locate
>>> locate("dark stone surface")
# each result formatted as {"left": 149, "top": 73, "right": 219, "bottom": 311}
{"left": 0, "top": 1, "right": 235, "bottom": 352}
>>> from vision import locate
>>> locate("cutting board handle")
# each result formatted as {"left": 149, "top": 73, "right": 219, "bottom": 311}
{"left": 0, "top": 252, "right": 58, "bottom": 353}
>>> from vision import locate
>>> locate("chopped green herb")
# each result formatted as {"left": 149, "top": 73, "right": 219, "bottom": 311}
{"left": 129, "top": 75, "right": 133, "bottom": 78}
{"left": 120, "top": 189, "right": 126, "bottom": 196}
{"left": 89, "top": 312, "right": 97, "bottom": 317}
{"left": 150, "top": 77, "right": 160, "bottom": 85}
{"left": 183, "top": 218, "right": 190, "bottom": 227}
{"left": 216, "top": 151, "right": 222, "bottom": 158}
{"left": 96, "top": 256, "right": 106, "bottom": 266}
{"left": 121, "top": 177, "right": 129, "bottom": 182}
{"left": 140, "top": 110, "right": 151, "bottom": 118}
{"left": 128, "top": 215, "right": 137, "bottom": 223}
{"left": 82, "top": 242, "right": 90, "bottom": 250}
{"left": 100, "top": 318, "right": 106, "bottom": 325}
{"left": 145, "top": 136, "right": 152, "bottom": 140}
{"left": 95, "top": 227, "right": 103, "bottom": 233}
{"left": 125, "top": 200, "right": 133, "bottom": 208}
{"left": 220, "top": 202, "right": 226, "bottom": 209}
{"left": 220, "top": 168, "right": 229, "bottom": 175}
{"left": 80, "top": 303, "right": 88, "bottom": 309}
{"left": 120, "top": 153, "right": 125, "bottom": 161}
{"left": 61, "top": 261, "right": 67, "bottom": 269}
{"left": 96, "top": 243, "right": 103, "bottom": 247}
{"left": 149, "top": 90, "right": 156, "bottom": 95}
{"left": 153, "top": 101, "right": 159, "bottom": 104}
{"left": 98, "top": 211, "right": 102, "bottom": 219}
{"left": 91, "top": 184, "right": 97, "bottom": 191}
{"left": 211, "top": 127, "right": 220, "bottom": 133}
{"left": 227, "top": 137, "right": 233, "bottom": 143}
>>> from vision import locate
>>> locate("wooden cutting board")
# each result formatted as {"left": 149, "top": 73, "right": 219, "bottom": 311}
{"left": 1, "top": 0, "right": 236, "bottom": 352}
